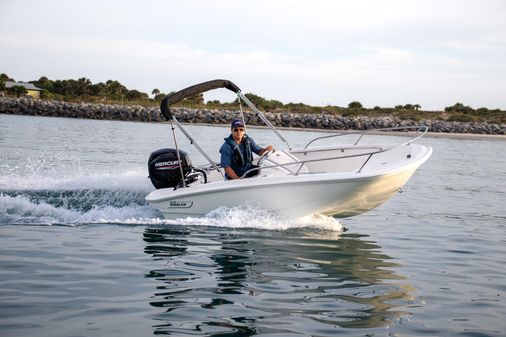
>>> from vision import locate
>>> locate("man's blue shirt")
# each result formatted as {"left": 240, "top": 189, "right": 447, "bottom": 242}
{"left": 220, "top": 134, "right": 262, "bottom": 178}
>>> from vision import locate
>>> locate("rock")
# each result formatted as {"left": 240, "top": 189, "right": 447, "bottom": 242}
{"left": 0, "top": 97, "right": 504, "bottom": 135}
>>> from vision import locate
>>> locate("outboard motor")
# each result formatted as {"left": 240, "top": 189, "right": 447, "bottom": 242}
{"left": 148, "top": 149, "right": 206, "bottom": 189}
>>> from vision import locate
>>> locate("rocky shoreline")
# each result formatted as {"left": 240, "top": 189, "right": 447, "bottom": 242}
{"left": 1, "top": 97, "right": 504, "bottom": 135}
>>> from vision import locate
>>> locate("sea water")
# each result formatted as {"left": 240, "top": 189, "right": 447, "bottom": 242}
{"left": 1, "top": 114, "right": 505, "bottom": 336}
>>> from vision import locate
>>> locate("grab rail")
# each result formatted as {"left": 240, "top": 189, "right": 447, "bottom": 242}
{"left": 304, "top": 125, "right": 428, "bottom": 149}
{"left": 240, "top": 125, "right": 429, "bottom": 178}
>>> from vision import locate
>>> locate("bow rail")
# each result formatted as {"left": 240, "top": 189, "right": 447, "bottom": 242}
{"left": 239, "top": 125, "right": 429, "bottom": 178}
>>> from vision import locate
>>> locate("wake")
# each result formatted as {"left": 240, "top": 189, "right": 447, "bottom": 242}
{"left": 0, "top": 172, "right": 342, "bottom": 232}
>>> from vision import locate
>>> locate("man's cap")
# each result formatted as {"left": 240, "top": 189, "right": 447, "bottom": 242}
{"left": 231, "top": 119, "right": 245, "bottom": 128}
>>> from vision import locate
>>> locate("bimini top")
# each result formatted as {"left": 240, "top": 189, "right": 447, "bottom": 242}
{"left": 160, "top": 79, "right": 241, "bottom": 120}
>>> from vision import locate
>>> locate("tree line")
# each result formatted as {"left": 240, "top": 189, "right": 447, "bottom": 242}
{"left": 0, "top": 73, "right": 426, "bottom": 110}
{"left": 0, "top": 73, "right": 213, "bottom": 105}
{"left": 1, "top": 73, "right": 149, "bottom": 101}
{"left": 1, "top": 73, "right": 504, "bottom": 123}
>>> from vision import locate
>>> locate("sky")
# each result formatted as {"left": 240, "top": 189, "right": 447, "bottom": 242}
{"left": 1, "top": 0, "right": 505, "bottom": 110}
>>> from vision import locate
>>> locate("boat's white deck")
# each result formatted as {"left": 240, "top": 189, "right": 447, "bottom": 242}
{"left": 202, "top": 143, "right": 430, "bottom": 182}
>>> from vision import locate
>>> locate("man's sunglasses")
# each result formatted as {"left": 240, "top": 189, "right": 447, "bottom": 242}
{"left": 233, "top": 128, "right": 245, "bottom": 132}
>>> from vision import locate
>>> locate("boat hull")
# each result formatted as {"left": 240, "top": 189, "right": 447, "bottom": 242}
{"left": 146, "top": 144, "right": 431, "bottom": 219}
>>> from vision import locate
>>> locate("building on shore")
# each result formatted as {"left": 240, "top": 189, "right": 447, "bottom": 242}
{"left": 4, "top": 81, "right": 43, "bottom": 99}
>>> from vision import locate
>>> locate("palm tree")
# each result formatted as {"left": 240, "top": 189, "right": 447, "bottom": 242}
{"left": 34, "top": 76, "right": 53, "bottom": 91}
{"left": 76, "top": 77, "right": 92, "bottom": 97}
{"left": 105, "top": 80, "right": 127, "bottom": 99}
{"left": 152, "top": 88, "right": 160, "bottom": 97}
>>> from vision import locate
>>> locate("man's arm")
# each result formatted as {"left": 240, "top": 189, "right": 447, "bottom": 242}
{"left": 224, "top": 166, "right": 240, "bottom": 180}
{"left": 249, "top": 137, "right": 274, "bottom": 156}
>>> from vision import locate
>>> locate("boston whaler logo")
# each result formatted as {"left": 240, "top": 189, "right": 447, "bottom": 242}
{"left": 168, "top": 200, "right": 193, "bottom": 208}
{"left": 155, "top": 160, "right": 181, "bottom": 170}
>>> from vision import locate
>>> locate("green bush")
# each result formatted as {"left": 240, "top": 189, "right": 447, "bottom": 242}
{"left": 348, "top": 101, "right": 363, "bottom": 109}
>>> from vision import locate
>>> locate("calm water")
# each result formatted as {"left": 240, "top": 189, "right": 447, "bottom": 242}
{"left": 1, "top": 114, "right": 505, "bottom": 337}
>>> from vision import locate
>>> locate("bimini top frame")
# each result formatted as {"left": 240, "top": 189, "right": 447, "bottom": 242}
{"left": 160, "top": 79, "right": 291, "bottom": 179}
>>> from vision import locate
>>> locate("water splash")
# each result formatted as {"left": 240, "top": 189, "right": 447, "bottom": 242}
{"left": 173, "top": 203, "right": 343, "bottom": 232}
{"left": 1, "top": 191, "right": 343, "bottom": 232}
{"left": 0, "top": 193, "right": 158, "bottom": 226}
{"left": 1, "top": 160, "right": 342, "bottom": 230}
{"left": 0, "top": 169, "right": 151, "bottom": 192}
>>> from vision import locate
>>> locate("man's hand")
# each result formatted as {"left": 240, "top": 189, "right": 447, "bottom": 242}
{"left": 261, "top": 145, "right": 274, "bottom": 155}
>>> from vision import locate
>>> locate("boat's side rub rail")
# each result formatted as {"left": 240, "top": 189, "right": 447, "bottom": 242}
{"left": 240, "top": 125, "right": 429, "bottom": 178}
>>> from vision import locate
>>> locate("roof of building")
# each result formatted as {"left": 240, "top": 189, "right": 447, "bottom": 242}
{"left": 5, "top": 81, "right": 43, "bottom": 91}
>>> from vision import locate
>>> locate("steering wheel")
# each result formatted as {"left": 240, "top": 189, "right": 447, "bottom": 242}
{"left": 257, "top": 149, "right": 273, "bottom": 166}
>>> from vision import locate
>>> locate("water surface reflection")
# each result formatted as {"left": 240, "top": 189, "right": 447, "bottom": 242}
{"left": 143, "top": 226, "right": 413, "bottom": 336}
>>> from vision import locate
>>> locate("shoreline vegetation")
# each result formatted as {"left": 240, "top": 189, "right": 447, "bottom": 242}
{"left": 1, "top": 74, "right": 505, "bottom": 137}
{"left": 1, "top": 97, "right": 504, "bottom": 139}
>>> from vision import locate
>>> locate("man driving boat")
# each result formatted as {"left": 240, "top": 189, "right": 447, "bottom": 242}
{"left": 220, "top": 119, "right": 274, "bottom": 180}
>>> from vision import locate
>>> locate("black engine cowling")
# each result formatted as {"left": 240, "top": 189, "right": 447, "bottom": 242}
{"left": 148, "top": 148, "right": 193, "bottom": 189}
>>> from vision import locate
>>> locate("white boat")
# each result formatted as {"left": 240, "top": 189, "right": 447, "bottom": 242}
{"left": 145, "top": 80, "right": 432, "bottom": 219}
